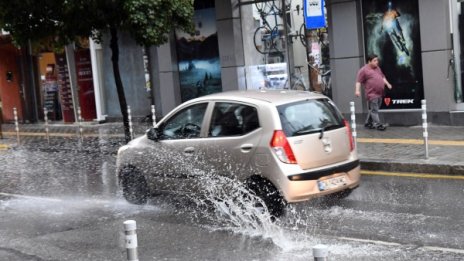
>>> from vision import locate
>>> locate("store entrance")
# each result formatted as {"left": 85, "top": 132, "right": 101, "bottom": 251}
{"left": 36, "top": 47, "right": 96, "bottom": 123}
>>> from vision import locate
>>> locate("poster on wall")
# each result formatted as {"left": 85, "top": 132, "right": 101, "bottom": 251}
{"left": 175, "top": 7, "right": 222, "bottom": 102}
{"left": 362, "top": 0, "right": 424, "bottom": 109}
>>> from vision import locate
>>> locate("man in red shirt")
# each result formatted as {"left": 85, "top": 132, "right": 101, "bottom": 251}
{"left": 355, "top": 54, "right": 392, "bottom": 131}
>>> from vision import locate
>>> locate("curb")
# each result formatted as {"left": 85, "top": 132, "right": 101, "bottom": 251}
{"left": 360, "top": 160, "right": 464, "bottom": 176}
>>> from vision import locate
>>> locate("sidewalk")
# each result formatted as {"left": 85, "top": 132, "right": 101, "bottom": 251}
{"left": 356, "top": 125, "right": 464, "bottom": 175}
{"left": 1, "top": 122, "right": 464, "bottom": 175}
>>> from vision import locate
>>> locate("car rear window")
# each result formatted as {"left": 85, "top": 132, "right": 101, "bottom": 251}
{"left": 277, "top": 99, "right": 345, "bottom": 137}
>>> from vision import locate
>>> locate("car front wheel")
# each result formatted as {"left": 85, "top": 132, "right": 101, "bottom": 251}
{"left": 120, "top": 167, "right": 148, "bottom": 205}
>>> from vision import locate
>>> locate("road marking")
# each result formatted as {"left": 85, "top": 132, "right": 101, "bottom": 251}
{"left": 336, "top": 236, "right": 464, "bottom": 254}
{"left": 361, "top": 170, "right": 464, "bottom": 180}
{"left": 336, "top": 236, "right": 401, "bottom": 246}
{"left": 358, "top": 138, "right": 464, "bottom": 146}
{"left": 422, "top": 246, "right": 464, "bottom": 254}
{"left": 1, "top": 131, "right": 124, "bottom": 138}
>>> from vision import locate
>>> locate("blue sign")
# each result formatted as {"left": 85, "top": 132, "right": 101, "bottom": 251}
{"left": 304, "top": 0, "right": 326, "bottom": 29}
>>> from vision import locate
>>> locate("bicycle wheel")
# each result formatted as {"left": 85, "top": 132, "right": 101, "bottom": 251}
{"left": 254, "top": 26, "right": 271, "bottom": 54}
{"left": 299, "top": 23, "right": 307, "bottom": 47}
{"left": 254, "top": 24, "right": 285, "bottom": 55}
{"left": 255, "top": 0, "right": 274, "bottom": 16}
{"left": 271, "top": 0, "right": 292, "bottom": 14}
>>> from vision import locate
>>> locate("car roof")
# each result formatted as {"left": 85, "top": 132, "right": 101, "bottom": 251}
{"left": 191, "top": 90, "right": 327, "bottom": 106}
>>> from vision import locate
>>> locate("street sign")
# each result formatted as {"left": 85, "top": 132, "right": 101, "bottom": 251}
{"left": 304, "top": 0, "right": 326, "bottom": 29}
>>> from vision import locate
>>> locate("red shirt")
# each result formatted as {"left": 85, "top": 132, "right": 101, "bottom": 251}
{"left": 356, "top": 64, "right": 385, "bottom": 101}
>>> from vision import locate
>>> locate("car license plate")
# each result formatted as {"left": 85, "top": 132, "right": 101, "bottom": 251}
{"left": 318, "top": 175, "right": 347, "bottom": 191}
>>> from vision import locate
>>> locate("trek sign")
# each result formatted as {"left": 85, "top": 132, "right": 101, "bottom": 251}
{"left": 362, "top": 0, "right": 424, "bottom": 109}
{"left": 304, "top": 0, "right": 326, "bottom": 29}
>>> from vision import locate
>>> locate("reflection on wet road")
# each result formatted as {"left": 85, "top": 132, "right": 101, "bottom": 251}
{"left": 0, "top": 138, "right": 463, "bottom": 260}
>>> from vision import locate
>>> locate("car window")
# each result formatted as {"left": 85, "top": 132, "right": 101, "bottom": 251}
{"left": 278, "top": 99, "right": 344, "bottom": 137}
{"left": 159, "top": 103, "right": 208, "bottom": 139}
{"left": 209, "top": 102, "right": 260, "bottom": 137}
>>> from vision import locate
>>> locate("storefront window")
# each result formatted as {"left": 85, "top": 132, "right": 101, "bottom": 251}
{"left": 241, "top": 1, "right": 292, "bottom": 90}
{"left": 240, "top": 0, "right": 331, "bottom": 97}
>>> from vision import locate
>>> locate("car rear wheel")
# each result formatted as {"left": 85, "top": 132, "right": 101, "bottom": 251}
{"left": 120, "top": 167, "right": 148, "bottom": 205}
{"left": 246, "top": 177, "right": 286, "bottom": 218}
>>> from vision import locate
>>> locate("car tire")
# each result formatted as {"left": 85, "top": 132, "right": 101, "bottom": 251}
{"left": 246, "top": 177, "right": 286, "bottom": 218}
{"left": 120, "top": 167, "right": 148, "bottom": 205}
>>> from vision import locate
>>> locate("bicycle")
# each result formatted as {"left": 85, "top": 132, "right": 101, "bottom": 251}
{"left": 253, "top": 3, "right": 286, "bottom": 55}
{"left": 284, "top": 65, "right": 309, "bottom": 91}
{"left": 308, "top": 63, "right": 332, "bottom": 97}
{"left": 255, "top": 0, "right": 292, "bottom": 16}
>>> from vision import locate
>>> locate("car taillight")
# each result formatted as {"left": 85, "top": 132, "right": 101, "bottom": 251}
{"left": 344, "top": 119, "right": 355, "bottom": 151}
{"left": 270, "top": 130, "right": 297, "bottom": 164}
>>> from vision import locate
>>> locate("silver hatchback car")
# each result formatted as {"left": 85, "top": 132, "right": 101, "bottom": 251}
{"left": 116, "top": 90, "right": 360, "bottom": 217}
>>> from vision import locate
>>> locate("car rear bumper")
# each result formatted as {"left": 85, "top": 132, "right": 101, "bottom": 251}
{"left": 280, "top": 162, "right": 361, "bottom": 203}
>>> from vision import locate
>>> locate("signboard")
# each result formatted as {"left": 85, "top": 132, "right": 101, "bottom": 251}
{"left": 75, "top": 49, "right": 96, "bottom": 120}
{"left": 362, "top": 0, "right": 424, "bottom": 109}
{"left": 304, "top": 0, "right": 326, "bottom": 29}
{"left": 56, "top": 53, "right": 75, "bottom": 123}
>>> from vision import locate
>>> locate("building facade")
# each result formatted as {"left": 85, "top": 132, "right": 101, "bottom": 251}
{"left": 135, "top": 0, "right": 463, "bottom": 125}
{"left": 1, "top": 0, "right": 463, "bottom": 126}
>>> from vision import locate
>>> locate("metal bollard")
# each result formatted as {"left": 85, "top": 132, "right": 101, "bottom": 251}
{"left": 44, "top": 107, "right": 50, "bottom": 144}
{"left": 349, "top": 101, "right": 357, "bottom": 147}
{"left": 127, "top": 106, "right": 134, "bottom": 140}
{"left": 13, "top": 107, "right": 20, "bottom": 145}
{"left": 77, "top": 107, "right": 83, "bottom": 142}
{"left": 313, "top": 244, "right": 328, "bottom": 261}
{"left": 151, "top": 105, "right": 156, "bottom": 128}
{"left": 123, "top": 220, "right": 139, "bottom": 261}
{"left": 421, "top": 100, "right": 429, "bottom": 159}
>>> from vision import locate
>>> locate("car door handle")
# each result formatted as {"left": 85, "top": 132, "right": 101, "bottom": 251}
{"left": 183, "top": 147, "right": 195, "bottom": 155}
{"left": 241, "top": 144, "right": 253, "bottom": 152}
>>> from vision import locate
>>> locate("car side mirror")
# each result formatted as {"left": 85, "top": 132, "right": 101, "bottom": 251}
{"left": 146, "top": 127, "right": 160, "bottom": 141}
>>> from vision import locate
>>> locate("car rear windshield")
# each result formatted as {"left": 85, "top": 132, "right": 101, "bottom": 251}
{"left": 277, "top": 99, "right": 345, "bottom": 137}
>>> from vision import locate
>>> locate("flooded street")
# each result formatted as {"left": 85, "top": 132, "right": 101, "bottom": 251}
{"left": 0, "top": 137, "right": 463, "bottom": 260}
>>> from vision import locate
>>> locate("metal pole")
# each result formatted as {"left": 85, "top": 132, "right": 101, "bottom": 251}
{"left": 313, "top": 244, "right": 328, "bottom": 261}
{"left": 44, "top": 107, "right": 50, "bottom": 144}
{"left": 77, "top": 107, "right": 83, "bottom": 142}
{"left": 151, "top": 105, "right": 156, "bottom": 128}
{"left": 421, "top": 99, "right": 429, "bottom": 159}
{"left": 350, "top": 101, "right": 357, "bottom": 147}
{"left": 127, "top": 106, "right": 134, "bottom": 140}
{"left": 13, "top": 107, "right": 20, "bottom": 145}
{"left": 123, "top": 220, "right": 139, "bottom": 261}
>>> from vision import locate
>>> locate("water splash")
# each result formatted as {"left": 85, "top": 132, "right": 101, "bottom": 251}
{"left": 174, "top": 170, "right": 314, "bottom": 252}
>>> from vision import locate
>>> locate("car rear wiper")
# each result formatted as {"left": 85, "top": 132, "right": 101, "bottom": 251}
{"left": 293, "top": 127, "right": 320, "bottom": 136}
{"left": 293, "top": 124, "right": 342, "bottom": 137}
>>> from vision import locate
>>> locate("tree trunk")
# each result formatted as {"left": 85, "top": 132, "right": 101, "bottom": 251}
{"left": 110, "top": 27, "right": 131, "bottom": 143}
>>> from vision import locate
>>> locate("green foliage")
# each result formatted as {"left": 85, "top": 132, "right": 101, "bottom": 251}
{"left": 124, "top": 0, "right": 195, "bottom": 46}
{"left": 0, "top": 0, "right": 194, "bottom": 48}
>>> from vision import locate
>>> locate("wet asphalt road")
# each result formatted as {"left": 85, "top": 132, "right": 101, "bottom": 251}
{"left": 0, "top": 138, "right": 463, "bottom": 260}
